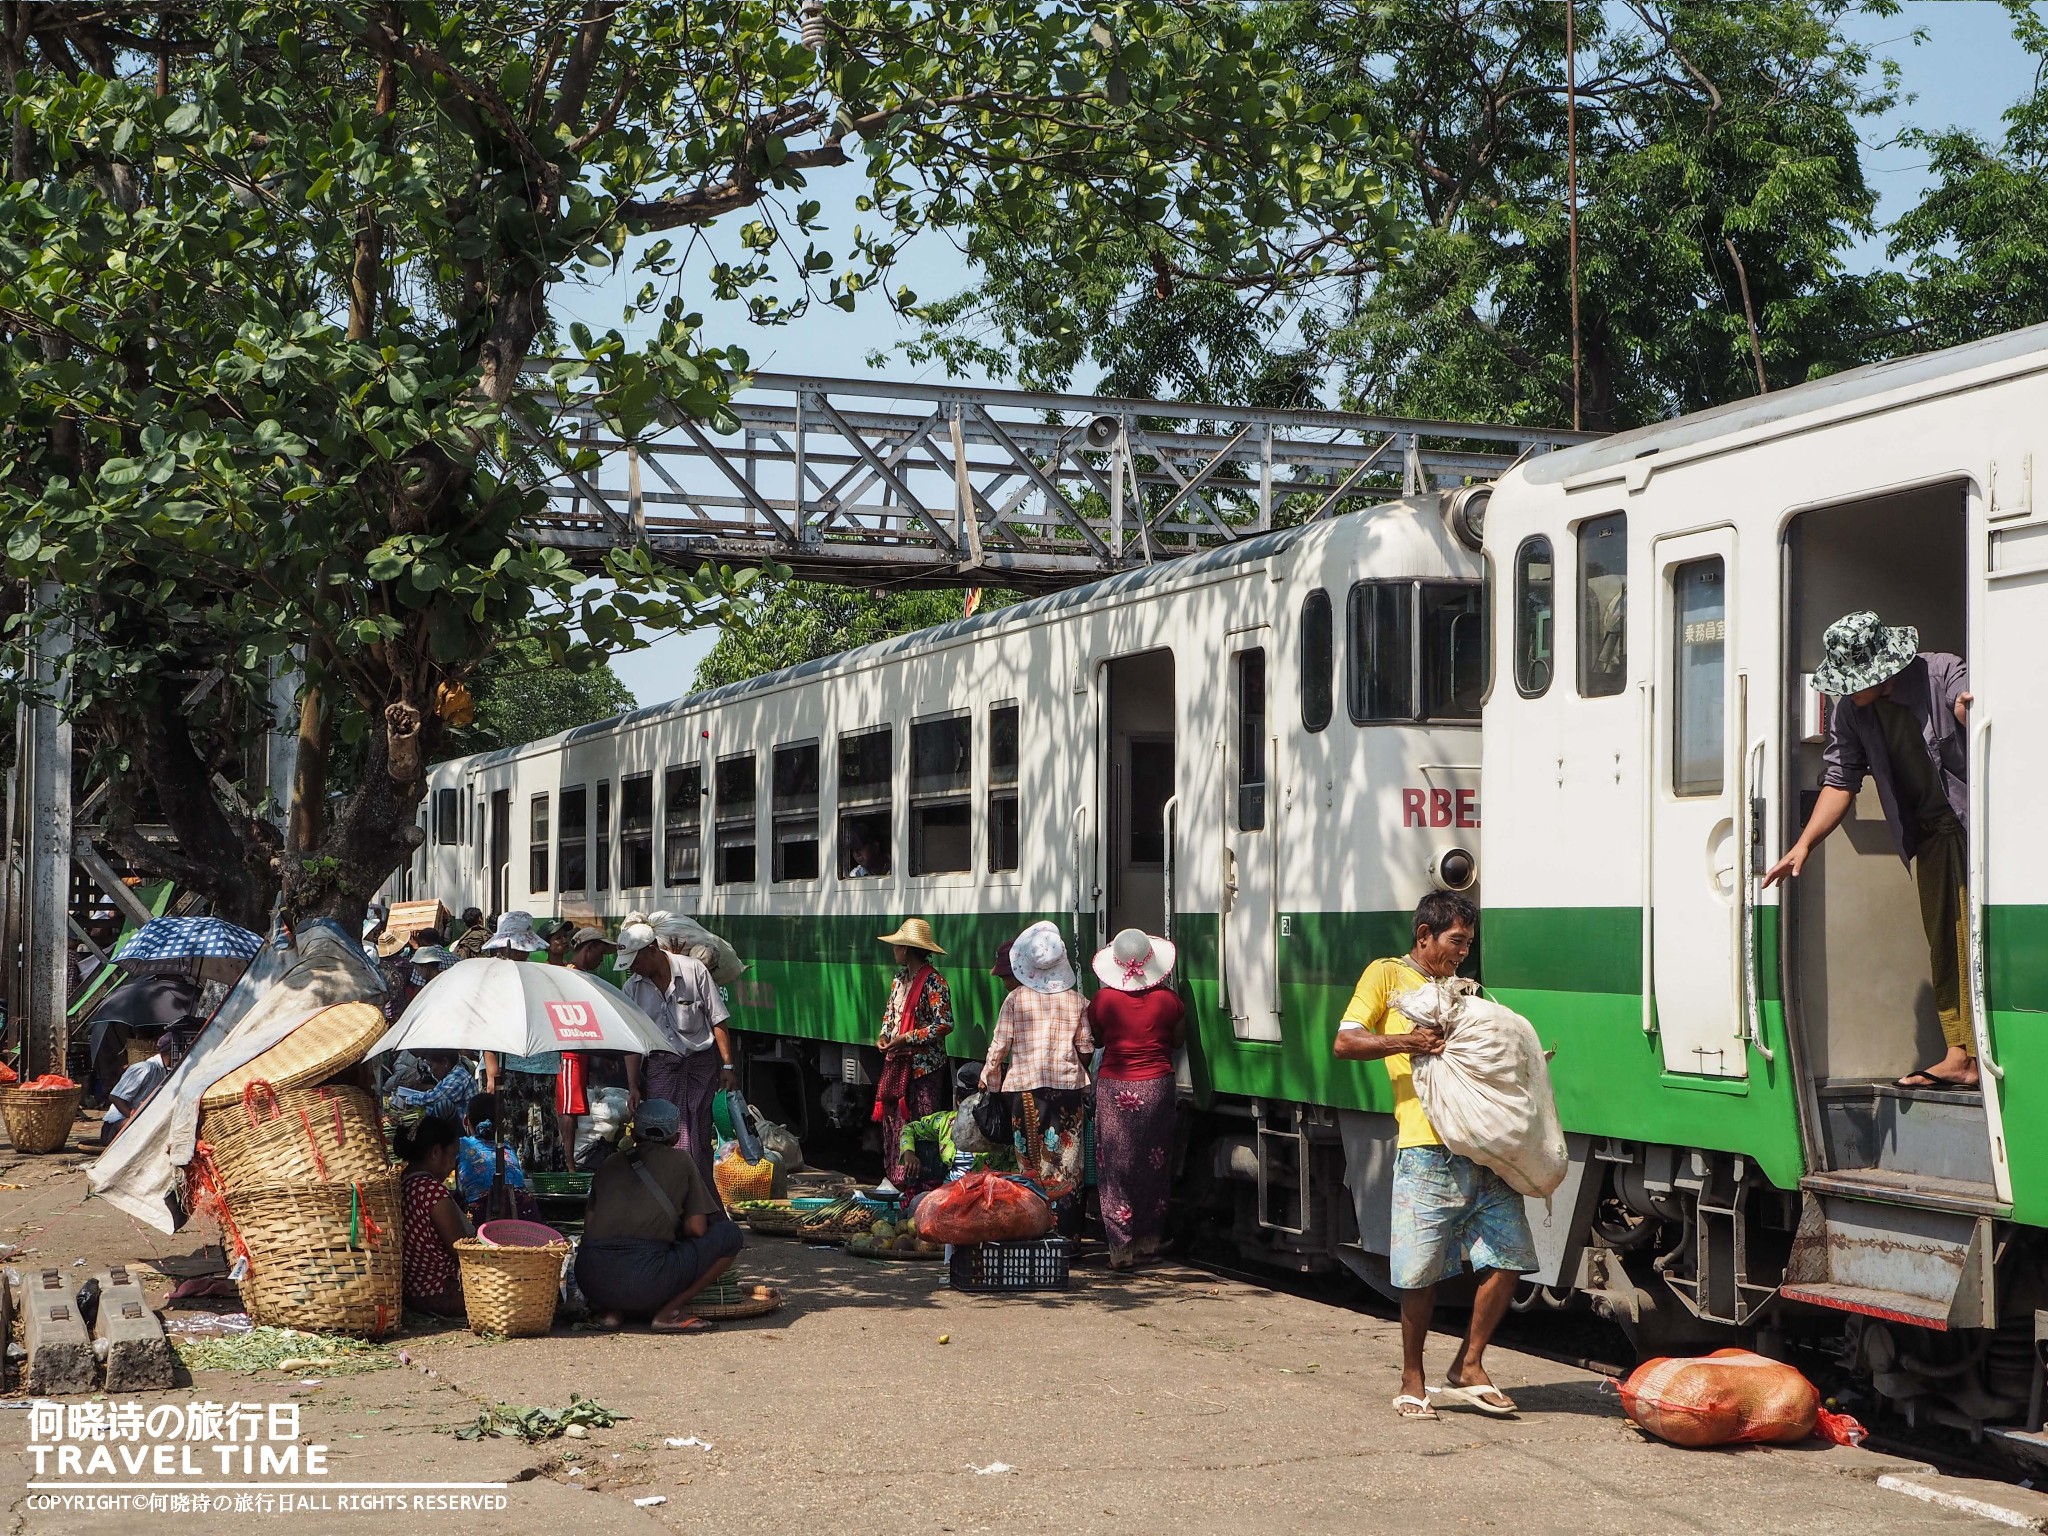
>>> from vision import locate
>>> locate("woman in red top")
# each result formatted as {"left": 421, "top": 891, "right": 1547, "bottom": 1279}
{"left": 397, "top": 1115, "right": 472, "bottom": 1316}
{"left": 1086, "top": 929, "right": 1185, "bottom": 1270}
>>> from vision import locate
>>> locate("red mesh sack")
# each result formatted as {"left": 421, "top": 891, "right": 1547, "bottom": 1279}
{"left": 1619, "top": 1349, "right": 1819, "bottom": 1448}
{"left": 913, "top": 1172, "right": 1052, "bottom": 1244}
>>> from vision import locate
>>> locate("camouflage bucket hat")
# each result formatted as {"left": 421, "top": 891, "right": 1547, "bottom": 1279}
{"left": 1813, "top": 611, "right": 1918, "bottom": 697}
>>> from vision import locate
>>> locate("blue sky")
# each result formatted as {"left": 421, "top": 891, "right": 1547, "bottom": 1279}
{"left": 608, "top": 1, "right": 2042, "bottom": 706}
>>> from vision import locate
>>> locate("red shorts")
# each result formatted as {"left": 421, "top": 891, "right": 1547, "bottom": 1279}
{"left": 555, "top": 1052, "right": 588, "bottom": 1116}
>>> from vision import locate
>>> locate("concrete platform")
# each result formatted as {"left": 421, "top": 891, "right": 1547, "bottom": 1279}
{"left": 0, "top": 1143, "right": 2017, "bottom": 1535}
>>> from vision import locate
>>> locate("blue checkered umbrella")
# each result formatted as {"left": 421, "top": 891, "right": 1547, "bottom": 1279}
{"left": 113, "top": 916, "right": 263, "bottom": 984}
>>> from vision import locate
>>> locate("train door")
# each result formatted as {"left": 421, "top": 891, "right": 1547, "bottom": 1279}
{"left": 1103, "top": 650, "right": 1176, "bottom": 939}
{"left": 1649, "top": 526, "right": 1746, "bottom": 1077}
{"left": 1224, "top": 640, "right": 1280, "bottom": 1041}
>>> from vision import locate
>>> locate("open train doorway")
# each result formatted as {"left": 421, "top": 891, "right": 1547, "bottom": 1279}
{"left": 1782, "top": 481, "right": 1990, "bottom": 1188}
{"left": 1103, "top": 649, "right": 1176, "bottom": 942}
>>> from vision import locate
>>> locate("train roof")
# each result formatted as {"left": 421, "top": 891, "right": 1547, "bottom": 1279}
{"left": 1520, "top": 320, "right": 2048, "bottom": 487}
{"left": 457, "top": 495, "right": 1451, "bottom": 771}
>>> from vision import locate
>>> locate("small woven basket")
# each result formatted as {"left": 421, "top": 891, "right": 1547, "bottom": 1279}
{"left": 453, "top": 1240, "right": 566, "bottom": 1337}
{"left": 1, "top": 1085, "right": 83, "bottom": 1154}
{"left": 228, "top": 1174, "right": 403, "bottom": 1337}
{"left": 691, "top": 1281, "right": 783, "bottom": 1321}
{"left": 202, "top": 1082, "right": 389, "bottom": 1188}
{"left": 742, "top": 1205, "right": 804, "bottom": 1237}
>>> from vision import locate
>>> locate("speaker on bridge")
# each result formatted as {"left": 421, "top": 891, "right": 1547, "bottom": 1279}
{"left": 1084, "top": 413, "right": 1123, "bottom": 451}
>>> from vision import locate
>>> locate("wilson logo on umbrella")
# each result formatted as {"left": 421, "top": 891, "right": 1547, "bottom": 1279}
{"left": 545, "top": 1001, "right": 604, "bottom": 1042}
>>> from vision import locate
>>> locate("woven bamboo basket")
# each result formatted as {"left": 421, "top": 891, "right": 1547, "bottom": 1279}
{"left": 228, "top": 1174, "right": 403, "bottom": 1337}
{"left": 692, "top": 1281, "right": 783, "bottom": 1321}
{"left": 453, "top": 1240, "right": 567, "bottom": 1337}
{"left": 201, "top": 1001, "right": 389, "bottom": 1108}
{"left": 201, "top": 1082, "right": 390, "bottom": 1188}
{"left": 1, "top": 1085, "right": 83, "bottom": 1154}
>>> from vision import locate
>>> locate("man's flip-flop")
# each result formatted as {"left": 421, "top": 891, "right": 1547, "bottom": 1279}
{"left": 1392, "top": 1394, "right": 1438, "bottom": 1421}
{"left": 650, "top": 1315, "right": 711, "bottom": 1334}
{"left": 1429, "top": 1382, "right": 1517, "bottom": 1416}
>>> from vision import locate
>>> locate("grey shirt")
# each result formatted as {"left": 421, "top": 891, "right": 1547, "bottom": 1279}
{"left": 1820, "top": 652, "right": 1970, "bottom": 865}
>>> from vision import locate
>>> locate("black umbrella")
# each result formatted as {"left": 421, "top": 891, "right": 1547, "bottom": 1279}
{"left": 86, "top": 976, "right": 201, "bottom": 1064}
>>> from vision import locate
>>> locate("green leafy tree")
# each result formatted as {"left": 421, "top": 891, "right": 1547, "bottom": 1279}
{"left": 914, "top": 0, "right": 1901, "bottom": 430}
{"left": 1885, "top": 1, "right": 2048, "bottom": 350}
{"left": 446, "top": 641, "right": 636, "bottom": 757}
{"left": 695, "top": 580, "right": 1014, "bottom": 688}
{"left": 0, "top": 0, "right": 1402, "bottom": 929}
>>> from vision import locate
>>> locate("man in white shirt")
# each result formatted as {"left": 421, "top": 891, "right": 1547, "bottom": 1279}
{"left": 101, "top": 1032, "right": 180, "bottom": 1145}
{"left": 618, "top": 921, "right": 735, "bottom": 1196}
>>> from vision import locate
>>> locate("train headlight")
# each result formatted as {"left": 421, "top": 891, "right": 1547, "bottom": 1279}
{"left": 1445, "top": 484, "right": 1491, "bottom": 552}
{"left": 1429, "top": 847, "right": 1478, "bottom": 892}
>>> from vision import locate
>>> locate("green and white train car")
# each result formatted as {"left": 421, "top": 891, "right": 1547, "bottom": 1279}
{"left": 396, "top": 323, "right": 2048, "bottom": 1442}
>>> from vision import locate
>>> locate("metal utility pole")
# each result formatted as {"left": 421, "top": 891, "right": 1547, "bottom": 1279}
{"left": 1565, "top": 0, "right": 1582, "bottom": 432}
{"left": 23, "top": 580, "right": 72, "bottom": 1077}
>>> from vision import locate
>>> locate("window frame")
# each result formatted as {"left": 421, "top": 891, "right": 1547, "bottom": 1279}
{"left": 528, "top": 792, "right": 550, "bottom": 894}
{"left": 713, "top": 751, "right": 759, "bottom": 887}
{"left": 771, "top": 739, "right": 823, "bottom": 883}
{"left": 594, "top": 778, "right": 611, "bottom": 893}
{"left": 556, "top": 783, "right": 588, "bottom": 893}
{"left": 1345, "top": 579, "right": 1415, "bottom": 725}
{"left": 1576, "top": 511, "right": 1630, "bottom": 699}
{"left": 1671, "top": 556, "right": 1728, "bottom": 798}
{"left": 662, "top": 763, "right": 703, "bottom": 887}
{"left": 987, "top": 700, "right": 1020, "bottom": 876}
{"left": 619, "top": 771, "right": 655, "bottom": 889}
{"left": 1418, "top": 580, "right": 1485, "bottom": 723}
{"left": 908, "top": 710, "right": 974, "bottom": 877}
{"left": 1512, "top": 535, "right": 1557, "bottom": 699}
{"left": 1235, "top": 647, "right": 1267, "bottom": 833}
{"left": 836, "top": 725, "right": 894, "bottom": 880}
{"left": 435, "top": 786, "right": 460, "bottom": 847}
{"left": 1299, "top": 587, "right": 1334, "bottom": 733}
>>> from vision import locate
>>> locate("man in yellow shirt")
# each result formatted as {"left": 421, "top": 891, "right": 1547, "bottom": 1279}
{"left": 1335, "top": 891, "right": 1533, "bottom": 1421}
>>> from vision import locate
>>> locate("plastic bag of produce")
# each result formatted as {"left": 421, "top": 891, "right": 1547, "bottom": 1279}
{"left": 1393, "top": 979, "right": 1566, "bottom": 1198}
{"left": 913, "top": 1171, "right": 1051, "bottom": 1244}
{"left": 1619, "top": 1350, "right": 1819, "bottom": 1447}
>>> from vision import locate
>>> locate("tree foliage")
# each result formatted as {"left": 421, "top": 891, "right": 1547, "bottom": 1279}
{"left": 913, "top": 0, "right": 1901, "bottom": 430}
{"left": 446, "top": 640, "right": 636, "bottom": 757}
{"left": 0, "top": 0, "right": 1399, "bottom": 928}
{"left": 694, "top": 580, "right": 1013, "bottom": 689}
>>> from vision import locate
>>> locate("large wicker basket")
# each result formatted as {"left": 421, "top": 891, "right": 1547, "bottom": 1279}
{"left": 228, "top": 1174, "right": 403, "bottom": 1337}
{"left": 201, "top": 1001, "right": 389, "bottom": 1108}
{"left": 201, "top": 1082, "right": 390, "bottom": 1188}
{"left": 1, "top": 1085, "right": 83, "bottom": 1154}
{"left": 453, "top": 1240, "right": 566, "bottom": 1337}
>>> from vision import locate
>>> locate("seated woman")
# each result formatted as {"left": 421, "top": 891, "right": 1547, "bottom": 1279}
{"left": 575, "top": 1099, "right": 746, "bottom": 1333}
{"left": 456, "top": 1093, "right": 538, "bottom": 1223}
{"left": 397, "top": 1115, "right": 472, "bottom": 1317}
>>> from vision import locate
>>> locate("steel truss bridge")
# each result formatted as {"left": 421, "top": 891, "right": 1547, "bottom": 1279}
{"left": 533, "top": 374, "right": 1598, "bottom": 593}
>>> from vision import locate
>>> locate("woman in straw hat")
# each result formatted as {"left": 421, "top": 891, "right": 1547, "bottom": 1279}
{"left": 874, "top": 919, "right": 955, "bottom": 1191}
{"left": 1088, "top": 929, "right": 1185, "bottom": 1269}
{"left": 982, "top": 920, "right": 1093, "bottom": 1216}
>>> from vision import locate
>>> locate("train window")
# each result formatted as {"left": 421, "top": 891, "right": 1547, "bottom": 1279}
{"left": 837, "top": 726, "right": 893, "bottom": 879}
{"left": 594, "top": 780, "right": 611, "bottom": 893}
{"left": 772, "top": 741, "right": 822, "bottom": 881}
{"left": 1236, "top": 648, "right": 1267, "bottom": 831}
{"left": 910, "top": 713, "right": 973, "bottom": 876}
{"left": 1420, "top": 582, "right": 1483, "bottom": 721}
{"left": 1346, "top": 581, "right": 1413, "bottom": 723}
{"left": 528, "top": 793, "right": 549, "bottom": 893}
{"left": 1300, "top": 589, "right": 1333, "bottom": 732}
{"left": 662, "top": 764, "right": 702, "bottom": 885}
{"left": 1578, "top": 512, "right": 1628, "bottom": 698}
{"left": 714, "top": 753, "right": 757, "bottom": 885}
{"left": 436, "top": 787, "right": 460, "bottom": 846}
{"left": 475, "top": 798, "right": 485, "bottom": 869}
{"left": 988, "top": 702, "right": 1020, "bottom": 874}
{"left": 1672, "top": 557, "right": 1727, "bottom": 796}
{"left": 1513, "top": 537, "right": 1555, "bottom": 697}
{"left": 557, "top": 785, "right": 588, "bottom": 892}
{"left": 620, "top": 773, "right": 655, "bottom": 888}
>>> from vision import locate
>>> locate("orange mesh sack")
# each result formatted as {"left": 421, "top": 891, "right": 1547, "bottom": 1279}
{"left": 914, "top": 1171, "right": 1051, "bottom": 1244}
{"left": 714, "top": 1148, "right": 779, "bottom": 1204}
{"left": 1619, "top": 1349, "right": 1819, "bottom": 1447}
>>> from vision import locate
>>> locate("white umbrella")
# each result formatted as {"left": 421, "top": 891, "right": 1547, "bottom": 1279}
{"left": 365, "top": 957, "right": 674, "bottom": 1060}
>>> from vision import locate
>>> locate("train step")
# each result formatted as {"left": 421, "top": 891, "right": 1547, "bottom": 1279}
{"left": 1784, "top": 1174, "right": 2003, "bottom": 1332}
{"left": 1815, "top": 1080, "right": 1992, "bottom": 1186}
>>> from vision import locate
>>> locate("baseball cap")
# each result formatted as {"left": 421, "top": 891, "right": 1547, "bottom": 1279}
{"left": 635, "top": 1099, "right": 681, "bottom": 1143}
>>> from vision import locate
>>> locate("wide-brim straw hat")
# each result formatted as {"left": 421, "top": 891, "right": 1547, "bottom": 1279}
{"left": 1009, "top": 920, "right": 1076, "bottom": 994}
{"left": 1813, "top": 611, "right": 1919, "bottom": 697}
{"left": 877, "top": 918, "right": 945, "bottom": 955}
{"left": 482, "top": 911, "right": 542, "bottom": 952}
{"left": 1093, "top": 928, "right": 1177, "bottom": 992}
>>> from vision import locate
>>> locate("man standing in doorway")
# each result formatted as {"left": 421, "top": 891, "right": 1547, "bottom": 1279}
{"left": 1334, "top": 891, "right": 1534, "bottom": 1421}
{"left": 1765, "top": 612, "right": 1975, "bottom": 1088}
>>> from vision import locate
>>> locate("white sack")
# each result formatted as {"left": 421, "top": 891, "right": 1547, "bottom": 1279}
{"left": 1393, "top": 978, "right": 1566, "bottom": 1199}
{"left": 648, "top": 912, "right": 746, "bottom": 987}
